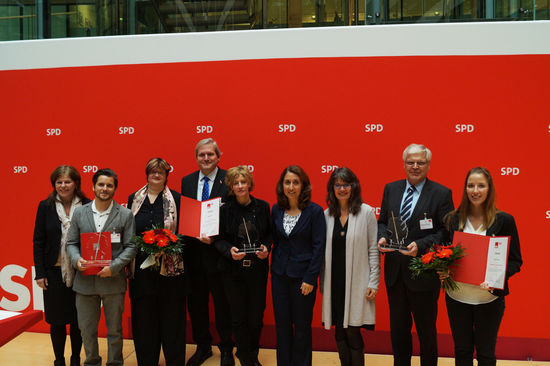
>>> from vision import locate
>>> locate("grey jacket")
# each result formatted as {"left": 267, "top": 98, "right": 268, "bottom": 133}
{"left": 67, "top": 200, "right": 136, "bottom": 295}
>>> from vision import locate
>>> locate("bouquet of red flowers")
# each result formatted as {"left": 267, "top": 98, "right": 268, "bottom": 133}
{"left": 409, "top": 243, "right": 465, "bottom": 291}
{"left": 134, "top": 226, "right": 185, "bottom": 275}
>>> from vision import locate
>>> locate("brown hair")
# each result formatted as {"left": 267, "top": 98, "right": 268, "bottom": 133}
{"left": 326, "top": 167, "right": 363, "bottom": 217}
{"left": 276, "top": 165, "right": 312, "bottom": 210}
{"left": 145, "top": 157, "right": 171, "bottom": 185}
{"left": 47, "top": 165, "right": 88, "bottom": 205}
{"left": 445, "top": 167, "right": 497, "bottom": 231}
{"left": 225, "top": 165, "right": 254, "bottom": 194}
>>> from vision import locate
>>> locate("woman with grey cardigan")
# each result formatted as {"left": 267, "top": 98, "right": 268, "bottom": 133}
{"left": 321, "top": 167, "right": 380, "bottom": 366}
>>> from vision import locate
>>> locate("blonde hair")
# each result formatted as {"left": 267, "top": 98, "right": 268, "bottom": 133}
{"left": 225, "top": 165, "right": 254, "bottom": 194}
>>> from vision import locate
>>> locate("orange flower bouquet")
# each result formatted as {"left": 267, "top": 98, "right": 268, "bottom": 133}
{"left": 134, "top": 226, "right": 184, "bottom": 273}
{"left": 409, "top": 244, "right": 465, "bottom": 291}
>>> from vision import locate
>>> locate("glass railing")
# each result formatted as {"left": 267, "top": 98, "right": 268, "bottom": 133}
{"left": 1, "top": 0, "right": 549, "bottom": 41}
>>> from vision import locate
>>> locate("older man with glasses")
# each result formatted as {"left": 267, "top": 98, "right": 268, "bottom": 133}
{"left": 377, "top": 144, "right": 454, "bottom": 366}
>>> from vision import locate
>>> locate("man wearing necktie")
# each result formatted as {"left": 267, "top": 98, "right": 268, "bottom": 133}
{"left": 181, "top": 138, "right": 234, "bottom": 366}
{"left": 377, "top": 144, "right": 454, "bottom": 366}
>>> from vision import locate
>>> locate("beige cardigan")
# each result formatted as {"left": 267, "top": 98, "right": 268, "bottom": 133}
{"left": 321, "top": 203, "right": 380, "bottom": 329}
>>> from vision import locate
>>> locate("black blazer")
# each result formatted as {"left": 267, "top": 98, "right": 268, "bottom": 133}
{"left": 33, "top": 197, "right": 91, "bottom": 280}
{"left": 445, "top": 211, "right": 522, "bottom": 297}
{"left": 128, "top": 188, "right": 186, "bottom": 299}
{"left": 215, "top": 195, "right": 273, "bottom": 271}
{"left": 378, "top": 178, "right": 454, "bottom": 291}
{"left": 271, "top": 202, "right": 326, "bottom": 286}
{"left": 181, "top": 168, "right": 228, "bottom": 274}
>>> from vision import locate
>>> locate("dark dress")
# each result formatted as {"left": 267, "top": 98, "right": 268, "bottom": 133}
{"left": 128, "top": 189, "right": 187, "bottom": 366}
{"left": 33, "top": 198, "right": 91, "bottom": 325}
{"left": 331, "top": 218, "right": 347, "bottom": 327}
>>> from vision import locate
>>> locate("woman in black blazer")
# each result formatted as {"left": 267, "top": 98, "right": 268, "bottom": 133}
{"left": 442, "top": 167, "right": 522, "bottom": 366}
{"left": 128, "top": 157, "right": 186, "bottom": 366}
{"left": 33, "top": 165, "right": 90, "bottom": 366}
{"left": 215, "top": 166, "right": 272, "bottom": 366}
{"left": 271, "top": 165, "right": 326, "bottom": 366}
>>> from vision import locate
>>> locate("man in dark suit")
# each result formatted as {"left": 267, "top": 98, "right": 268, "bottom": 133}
{"left": 181, "top": 138, "right": 235, "bottom": 366}
{"left": 378, "top": 144, "right": 454, "bottom": 366}
{"left": 66, "top": 168, "right": 136, "bottom": 366}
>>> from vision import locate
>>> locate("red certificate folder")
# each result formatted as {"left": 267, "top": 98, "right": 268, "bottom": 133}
{"left": 80, "top": 232, "right": 112, "bottom": 275}
{"left": 451, "top": 231, "right": 509, "bottom": 289}
{"left": 179, "top": 196, "right": 220, "bottom": 237}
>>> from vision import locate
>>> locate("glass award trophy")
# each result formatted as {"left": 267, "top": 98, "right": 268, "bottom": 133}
{"left": 238, "top": 218, "right": 262, "bottom": 254}
{"left": 384, "top": 211, "right": 409, "bottom": 250}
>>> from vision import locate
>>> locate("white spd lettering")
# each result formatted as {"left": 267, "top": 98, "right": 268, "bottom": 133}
{"left": 196, "top": 126, "right": 213, "bottom": 134}
{"left": 455, "top": 124, "right": 475, "bottom": 133}
{"left": 278, "top": 124, "right": 296, "bottom": 133}
{"left": 13, "top": 166, "right": 28, "bottom": 174}
{"left": 0, "top": 264, "right": 31, "bottom": 311}
{"left": 118, "top": 127, "right": 135, "bottom": 134}
{"left": 364, "top": 124, "right": 383, "bottom": 132}
{"left": 83, "top": 165, "right": 98, "bottom": 173}
{"left": 46, "top": 128, "right": 61, "bottom": 136}
{"left": 500, "top": 167, "right": 520, "bottom": 176}
{"left": 321, "top": 165, "right": 339, "bottom": 174}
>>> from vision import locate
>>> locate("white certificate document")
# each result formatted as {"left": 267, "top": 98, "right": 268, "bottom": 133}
{"left": 200, "top": 197, "right": 221, "bottom": 237}
{"left": 484, "top": 237, "right": 509, "bottom": 289}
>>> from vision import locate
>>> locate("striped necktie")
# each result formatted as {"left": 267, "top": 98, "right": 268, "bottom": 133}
{"left": 201, "top": 176, "right": 210, "bottom": 201}
{"left": 400, "top": 186, "right": 416, "bottom": 223}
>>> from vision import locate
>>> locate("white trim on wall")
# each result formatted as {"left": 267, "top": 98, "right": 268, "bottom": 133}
{"left": 1, "top": 21, "right": 550, "bottom": 71}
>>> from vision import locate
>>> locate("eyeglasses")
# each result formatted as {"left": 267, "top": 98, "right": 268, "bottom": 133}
{"left": 335, "top": 184, "right": 351, "bottom": 190}
{"left": 405, "top": 161, "right": 428, "bottom": 167}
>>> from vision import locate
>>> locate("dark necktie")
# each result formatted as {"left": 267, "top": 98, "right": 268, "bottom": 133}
{"left": 201, "top": 176, "right": 210, "bottom": 201}
{"left": 400, "top": 186, "right": 416, "bottom": 223}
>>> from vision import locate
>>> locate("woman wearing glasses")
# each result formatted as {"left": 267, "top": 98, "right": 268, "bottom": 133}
{"left": 321, "top": 167, "right": 380, "bottom": 366}
{"left": 128, "top": 158, "right": 186, "bottom": 366}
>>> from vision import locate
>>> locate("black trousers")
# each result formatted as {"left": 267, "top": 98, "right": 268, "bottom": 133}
{"left": 223, "top": 262, "right": 268, "bottom": 361}
{"left": 386, "top": 277, "right": 439, "bottom": 366}
{"left": 187, "top": 269, "right": 234, "bottom": 351}
{"left": 271, "top": 273, "right": 317, "bottom": 366}
{"left": 131, "top": 294, "right": 187, "bottom": 366}
{"left": 445, "top": 294, "right": 505, "bottom": 366}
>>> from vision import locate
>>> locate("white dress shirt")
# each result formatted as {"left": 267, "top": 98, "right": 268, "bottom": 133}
{"left": 196, "top": 167, "right": 219, "bottom": 201}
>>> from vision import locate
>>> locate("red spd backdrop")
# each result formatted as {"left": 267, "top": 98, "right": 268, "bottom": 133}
{"left": 1, "top": 21, "right": 549, "bottom": 360}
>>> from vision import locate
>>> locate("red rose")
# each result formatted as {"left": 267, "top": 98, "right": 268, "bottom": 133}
{"left": 421, "top": 251, "right": 435, "bottom": 264}
{"left": 436, "top": 248, "right": 453, "bottom": 259}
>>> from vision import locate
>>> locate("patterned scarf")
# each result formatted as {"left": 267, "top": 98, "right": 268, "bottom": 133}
{"left": 130, "top": 184, "right": 183, "bottom": 276}
{"left": 55, "top": 195, "right": 82, "bottom": 287}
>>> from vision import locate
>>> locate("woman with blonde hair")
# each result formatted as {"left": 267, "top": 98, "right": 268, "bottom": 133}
{"left": 215, "top": 165, "right": 271, "bottom": 366}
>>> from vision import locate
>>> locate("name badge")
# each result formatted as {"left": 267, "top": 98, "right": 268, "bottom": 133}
{"left": 111, "top": 232, "right": 121, "bottom": 243}
{"left": 419, "top": 218, "right": 433, "bottom": 230}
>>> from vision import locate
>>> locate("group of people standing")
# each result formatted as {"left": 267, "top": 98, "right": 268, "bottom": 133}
{"left": 33, "top": 139, "right": 522, "bottom": 366}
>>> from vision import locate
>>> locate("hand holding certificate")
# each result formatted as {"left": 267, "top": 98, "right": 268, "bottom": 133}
{"left": 451, "top": 231, "right": 510, "bottom": 290}
{"left": 179, "top": 196, "right": 221, "bottom": 238}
